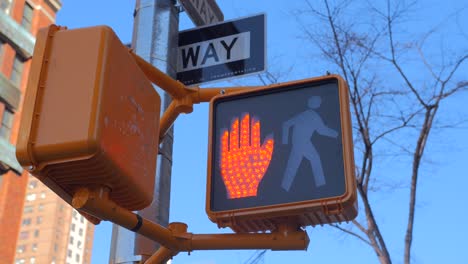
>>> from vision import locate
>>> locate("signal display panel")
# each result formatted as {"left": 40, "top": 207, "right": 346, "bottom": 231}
{"left": 210, "top": 78, "right": 346, "bottom": 212}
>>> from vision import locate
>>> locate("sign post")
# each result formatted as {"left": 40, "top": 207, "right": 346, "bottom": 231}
{"left": 109, "top": 0, "right": 179, "bottom": 262}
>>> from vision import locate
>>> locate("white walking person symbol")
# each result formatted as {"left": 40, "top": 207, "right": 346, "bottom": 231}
{"left": 281, "top": 96, "right": 338, "bottom": 191}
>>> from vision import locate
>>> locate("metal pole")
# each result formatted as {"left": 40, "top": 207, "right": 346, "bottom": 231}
{"left": 109, "top": 0, "right": 179, "bottom": 263}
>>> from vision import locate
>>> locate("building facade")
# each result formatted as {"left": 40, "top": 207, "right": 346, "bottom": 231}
{"left": 14, "top": 177, "right": 94, "bottom": 264}
{"left": 0, "top": 1, "right": 94, "bottom": 263}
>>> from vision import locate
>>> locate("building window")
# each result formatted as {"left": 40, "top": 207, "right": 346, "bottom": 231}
{"left": 16, "top": 245, "right": 26, "bottom": 253}
{"left": 0, "top": 108, "right": 14, "bottom": 140}
{"left": 31, "top": 244, "right": 37, "bottom": 252}
{"left": 72, "top": 210, "right": 78, "bottom": 219}
{"left": 28, "top": 180, "right": 38, "bottom": 189}
{"left": 75, "top": 254, "right": 80, "bottom": 262}
{"left": 80, "top": 215, "right": 84, "bottom": 223}
{"left": 38, "top": 204, "right": 44, "bottom": 211}
{"left": 19, "top": 231, "right": 29, "bottom": 240}
{"left": 69, "top": 236, "right": 74, "bottom": 245}
{"left": 30, "top": 257, "right": 35, "bottom": 264}
{"left": 0, "top": 0, "right": 12, "bottom": 14}
{"left": 33, "top": 230, "right": 39, "bottom": 238}
{"left": 40, "top": 191, "right": 46, "bottom": 199}
{"left": 0, "top": 38, "right": 5, "bottom": 64}
{"left": 15, "top": 259, "right": 25, "bottom": 264}
{"left": 67, "top": 250, "right": 72, "bottom": 257}
{"left": 71, "top": 223, "right": 75, "bottom": 231}
{"left": 54, "top": 243, "right": 58, "bottom": 252}
{"left": 10, "top": 54, "right": 25, "bottom": 85}
{"left": 78, "top": 228, "right": 83, "bottom": 236}
{"left": 21, "top": 2, "right": 34, "bottom": 31}
{"left": 21, "top": 218, "right": 31, "bottom": 226}
{"left": 77, "top": 241, "right": 82, "bottom": 249}
{"left": 26, "top": 193, "right": 36, "bottom": 202}
{"left": 36, "top": 216, "right": 42, "bottom": 224}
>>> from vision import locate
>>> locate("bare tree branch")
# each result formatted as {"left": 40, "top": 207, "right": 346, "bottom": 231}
{"left": 331, "top": 224, "right": 373, "bottom": 247}
{"left": 297, "top": 1, "right": 467, "bottom": 263}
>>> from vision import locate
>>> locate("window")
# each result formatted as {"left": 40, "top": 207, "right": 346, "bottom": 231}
{"left": 67, "top": 250, "right": 72, "bottom": 257}
{"left": 31, "top": 244, "right": 37, "bottom": 252}
{"left": 38, "top": 204, "right": 44, "bottom": 211}
{"left": 15, "top": 259, "right": 25, "bottom": 264}
{"left": 71, "top": 223, "right": 75, "bottom": 231}
{"left": 75, "top": 253, "right": 80, "bottom": 262}
{"left": 26, "top": 193, "right": 36, "bottom": 202}
{"left": 69, "top": 236, "right": 74, "bottom": 245}
{"left": 77, "top": 241, "right": 82, "bottom": 249}
{"left": 23, "top": 205, "right": 33, "bottom": 213}
{"left": 53, "top": 243, "right": 58, "bottom": 252}
{"left": 78, "top": 228, "right": 83, "bottom": 236}
{"left": 80, "top": 215, "right": 84, "bottom": 223}
{"left": 33, "top": 230, "right": 39, "bottom": 238}
{"left": 16, "top": 245, "right": 26, "bottom": 253}
{"left": 28, "top": 180, "right": 38, "bottom": 189}
{"left": 0, "top": 38, "right": 5, "bottom": 64}
{"left": 19, "top": 231, "right": 29, "bottom": 240}
{"left": 0, "top": 108, "right": 14, "bottom": 140}
{"left": 10, "top": 54, "right": 25, "bottom": 85}
{"left": 72, "top": 210, "right": 78, "bottom": 219}
{"left": 30, "top": 257, "right": 35, "bottom": 264}
{"left": 36, "top": 216, "right": 42, "bottom": 224}
{"left": 39, "top": 191, "right": 46, "bottom": 199}
{"left": 0, "top": 0, "right": 12, "bottom": 13}
{"left": 21, "top": 2, "right": 34, "bottom": 31}
{"left": 21, "top": 218, "right": 31, "bottom": 226}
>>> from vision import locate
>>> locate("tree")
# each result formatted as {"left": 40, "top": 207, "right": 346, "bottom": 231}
{"left": 296, "top": 0, "right": 468, "bottom": 263}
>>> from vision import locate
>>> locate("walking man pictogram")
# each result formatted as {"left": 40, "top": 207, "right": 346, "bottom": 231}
{"left": 281, "top": 96, "right": 338, "bottom": 191}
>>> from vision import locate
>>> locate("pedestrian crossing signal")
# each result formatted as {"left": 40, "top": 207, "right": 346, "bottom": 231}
{"left": 16, "top": 25, "right": 160, "bottom": 214}
{"left": 206, "top": 75, "right": 357, "bottom": 233}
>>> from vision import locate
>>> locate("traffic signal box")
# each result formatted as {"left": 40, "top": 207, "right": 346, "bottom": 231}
{"left": 16, "top": 25, "right": 161, "bottom": 211}
{"left": 207, "top": 75, "right": 357, "bottom": 233}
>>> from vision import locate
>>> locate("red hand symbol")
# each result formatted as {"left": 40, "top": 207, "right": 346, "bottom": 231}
{"left": 220, "top": 114, "right": 274, "bottom": 199}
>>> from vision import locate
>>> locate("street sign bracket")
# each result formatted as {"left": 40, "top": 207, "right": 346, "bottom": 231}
{"left": 130, "top": 51, "right": 259, "bottom": 141}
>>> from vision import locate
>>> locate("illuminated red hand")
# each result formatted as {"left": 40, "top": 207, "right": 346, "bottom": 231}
{"left": 220, "top": 114, "right": 274, "bottom": 199}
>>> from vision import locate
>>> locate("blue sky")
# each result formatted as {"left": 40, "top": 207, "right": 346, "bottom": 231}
{"left": 56, "top": 1, "right": 468, "bottom": 263}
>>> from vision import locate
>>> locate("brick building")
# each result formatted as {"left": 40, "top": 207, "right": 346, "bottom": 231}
{"left": 0, "top": 1, "right": 94, "bottom": 263}
{"left": 14, "top": 178, "right": 94, "bottom": 264}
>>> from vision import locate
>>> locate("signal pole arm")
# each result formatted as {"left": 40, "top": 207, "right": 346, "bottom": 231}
{"left": 71, "top": 187, "right": 309, "bottom": 263}
{"left": 130, "top": 50, "right": 258, "bottom": 141}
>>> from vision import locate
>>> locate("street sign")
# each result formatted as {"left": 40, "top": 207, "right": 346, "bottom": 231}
{"left": 206, "top": 75, "right": 357, "bottom": 233}
{"left": 177, "top": 14, "right": 265, "bottom": 86}
{"left": 180, "top": 0, "right": 224, "bottom": 26}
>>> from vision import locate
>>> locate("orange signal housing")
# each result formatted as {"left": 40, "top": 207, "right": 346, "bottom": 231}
{"left": 206, "top": 75, "right": 357, "bottom": 233}
{"left": 16, "top": 25, "right": 161, "bottom": 211}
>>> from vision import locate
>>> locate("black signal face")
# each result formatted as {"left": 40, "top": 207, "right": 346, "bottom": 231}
{"left": 209, "top": 78, "right": 347, "bottom": 212}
